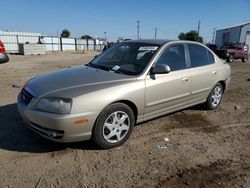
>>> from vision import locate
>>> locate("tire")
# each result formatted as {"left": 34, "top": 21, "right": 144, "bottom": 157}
{"left": 0, "top": 53, "right": 9, "bottom": 64}
{"left": 92, "top": 103, "right": 135, "bottom": 149}
{"left": 227, "top": 55, "right": 233, "bottom": 63}
{"left": 204, "top": 83, "right": 223, "bottom": 110}
{"left": 242, "top": 56, "right": 247, "bottom": 63}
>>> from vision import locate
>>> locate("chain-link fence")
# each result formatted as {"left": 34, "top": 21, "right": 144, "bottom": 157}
{"left": 0, "top": 34, "right": 105, "bottom": 53}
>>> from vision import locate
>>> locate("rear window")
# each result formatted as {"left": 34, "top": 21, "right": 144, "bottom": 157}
{"left": 207, "top": 50, "right": 215, "bottom": 64}
{"left": 188, "top": 44, "right": 213, "bottom": 68}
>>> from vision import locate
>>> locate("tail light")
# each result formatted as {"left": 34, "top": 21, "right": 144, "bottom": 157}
{"left": 0, "top": 40, "right": 6, "bottom": 53}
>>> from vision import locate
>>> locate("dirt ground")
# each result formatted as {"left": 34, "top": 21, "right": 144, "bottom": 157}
{"left": 0, "top": 52, "right": 250, "bottom": 188}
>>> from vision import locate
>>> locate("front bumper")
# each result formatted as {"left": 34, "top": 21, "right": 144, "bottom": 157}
{"left": 17, "top": 95, "right": 98, "bottom": 143}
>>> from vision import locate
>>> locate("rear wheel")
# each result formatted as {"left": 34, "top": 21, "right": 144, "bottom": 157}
{"left": 242, "top": 56, "right": 247, "bottom": 63}
{"left": 227, "top": 55, "right": 233, "bottom": 63}
{"left": 92, "top": 103, "right": 135, "bottom": 149}
{"left": 204, "top": 83, "right": 223, "bottom": 110}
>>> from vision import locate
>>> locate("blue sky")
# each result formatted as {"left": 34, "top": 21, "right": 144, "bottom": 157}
{"left": 0, "top": 0, "right": 249, "bottom": 42}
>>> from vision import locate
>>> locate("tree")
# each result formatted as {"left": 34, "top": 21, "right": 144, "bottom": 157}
{"left": 81, "top": 35, "right": 93, "bottom": 39}
{"left": 178, "top": 30, "right": 203, "bottom": 43}
{"left": 61, "top": 29, "right": 70, "bottom": 38}
{"left": 178, "top": 32, "right": 186, "bottom": 40}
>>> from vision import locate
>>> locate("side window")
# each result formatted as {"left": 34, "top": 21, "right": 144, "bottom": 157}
{"left": 188, "top": 44, "right": 211, "bottom": 67}
{"left": 207, "top": 50, "right": 215, "bottom": 64}
{"left": 156, "top": 44, "right": 186, "bottom": 71}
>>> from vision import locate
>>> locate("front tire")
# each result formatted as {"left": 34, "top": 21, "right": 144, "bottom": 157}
{"left": 204, "top": 83, "right": 223, "bottom": 110}
{"left": 92, "top": 103, "right": 135, "bottom": 149}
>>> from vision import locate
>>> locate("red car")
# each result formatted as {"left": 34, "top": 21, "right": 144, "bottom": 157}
{"left": 215, "top": 43, "right": 248, "bottom": 63}
{"left": 0, "top": 40, "right": 9, "bottom": 63}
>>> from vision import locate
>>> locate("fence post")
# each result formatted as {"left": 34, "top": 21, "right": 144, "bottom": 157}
{"left": 16, "top": 35, "right": 19, "bottom": 53}
{"left": 60, "top": 37, "right": 63, "bottom": 51}
{"left": 16, "top": 35, "right": 19, "bottom": 44}
{"left": 86, "top": 38, "right": 89, "bottom": 50}
{"left": 75, "top": 38, "right": 77, "bottom": 51}
{"left": 51, "top": 37, "right": 54, "bottom": 51}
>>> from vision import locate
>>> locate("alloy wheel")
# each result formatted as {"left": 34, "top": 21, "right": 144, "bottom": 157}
{"left": 211, "top": 86, "right": 222, "bottom": 107}
{"left": 102, "top": 111, "right": 130, "bottom": 143}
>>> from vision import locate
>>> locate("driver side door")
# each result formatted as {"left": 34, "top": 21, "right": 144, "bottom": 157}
{"left": 144, "top": 43, "right": 191, "bottom": 119}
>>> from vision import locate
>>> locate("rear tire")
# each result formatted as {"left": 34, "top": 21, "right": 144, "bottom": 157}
{"left": 227, "top": 55, "right": 233, "bottom": 63}
{"left": 204, "top": 83, "right": 223, "bottom": 110}
{"left": 242, "top": 56, "right": 247, "bottom": 63}
{"left": 92, "top": 103, "right": 135, "bottom": 149}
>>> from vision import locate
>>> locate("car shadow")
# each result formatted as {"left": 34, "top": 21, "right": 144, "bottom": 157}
{"left": 0, "top": 103, "right": 98, "bottom": 153}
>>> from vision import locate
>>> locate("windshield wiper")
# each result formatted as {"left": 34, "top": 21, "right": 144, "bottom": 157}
{"left": 87, "top": 63, "right": 111, "bottom": 72}
{"left": 109, "top": 69, "right": 124, "bottom": 75}
{"left": 88, "top": 63, "right": 126, "bottom": 75}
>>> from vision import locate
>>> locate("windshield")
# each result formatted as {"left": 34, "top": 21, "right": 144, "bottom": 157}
{"left": 88, "top": 42, "right": 159, "bottom": 76}
{"left": 221, "top": 43, "right": 236, "bottom": 49}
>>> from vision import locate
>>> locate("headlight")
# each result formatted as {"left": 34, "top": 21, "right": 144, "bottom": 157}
{"left": 34, "top": 98, "right": 72, "bottom": 114}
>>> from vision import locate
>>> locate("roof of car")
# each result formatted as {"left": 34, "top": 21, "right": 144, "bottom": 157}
{"left": 124, "top": 39, "right": 173, "bottom": 45}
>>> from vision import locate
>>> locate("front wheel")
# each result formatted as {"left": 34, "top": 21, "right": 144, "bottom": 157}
{"left": 92, "top": 103, "right": 135, "bottom": 149}
{"left": 204, "top": 83, "right": 223, "bottom": 110}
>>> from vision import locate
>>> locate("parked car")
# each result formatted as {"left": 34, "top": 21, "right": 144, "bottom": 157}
{"left": 17, "top": 40, "right": 231, "bottom": 148}
{"left": 215, "top": 43, "right": 248, "bottom": 62}
{"left": 102, "top": 42, "right": 115, "bottom": 52}
{"left": 0, "top": 40, "right": 9, "bottom": 63}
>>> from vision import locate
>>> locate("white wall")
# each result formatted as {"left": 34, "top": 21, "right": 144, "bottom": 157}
{"left": 0, "top": 30, "right": 104, "bottom": 53}
{"left": 0, "top": 31, "right": 42, "bottom": 53}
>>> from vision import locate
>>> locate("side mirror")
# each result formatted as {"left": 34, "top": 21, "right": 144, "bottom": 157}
{"left": 151, "top": 64, "right": 171, "bottom": 74}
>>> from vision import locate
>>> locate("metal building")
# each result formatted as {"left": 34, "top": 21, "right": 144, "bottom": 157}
{"left": 215, "top": 21, "right": 250, "bottom": 52}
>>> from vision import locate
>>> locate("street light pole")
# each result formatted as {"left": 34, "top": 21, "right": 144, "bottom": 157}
{"left": 197, "top": 20, "right": 201, "bottom": 37}
{"left": 137, "top": 21, "right": 140, "bottom": 39}
{"left": 104, "top": 32, "right": 107, "bottom": 41}
{"left": 154, "top": 28, "right": 158, "bottom": 39}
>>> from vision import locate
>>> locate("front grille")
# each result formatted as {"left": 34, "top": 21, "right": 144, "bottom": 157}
{"left": 21, "top": 89, "right": 34, "bottom": 105}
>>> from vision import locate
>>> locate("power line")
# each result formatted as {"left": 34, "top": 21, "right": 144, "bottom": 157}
{"left": 157, "top": 28, "right": 168, "bottom": 39}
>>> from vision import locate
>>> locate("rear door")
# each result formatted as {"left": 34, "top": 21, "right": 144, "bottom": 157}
{"left": 187, "top": 44, "right": 218, "bottom": 104}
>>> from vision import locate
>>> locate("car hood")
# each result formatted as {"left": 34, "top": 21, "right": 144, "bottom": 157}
{"left": 25, "top": 65, "right": 135, "bottom": 97}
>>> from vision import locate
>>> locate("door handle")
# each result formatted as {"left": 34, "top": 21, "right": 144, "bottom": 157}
{"left": 182, "top": 77, "right": 189, "bottom": 82}
{"left": 212, "top": 71, "right": 217, "bottom": 74}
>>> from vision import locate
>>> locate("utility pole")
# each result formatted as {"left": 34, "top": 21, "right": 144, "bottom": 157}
{"left": 212, "top": 28, "right": 216, "bottom": 44}
{"left": 57, "top": 28, "right": 60, "bottom": 51}
{"left": 154, "top": 28, "right": 158, "bottom": 39}
{"left": 104, "top": 32, "right": 107, "bottom": 41}
{"left": 197, "top": 20, "right": 201, "bottom": 37}
{"left": 137, "top": 21, "right": 140, "bottom": 39}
